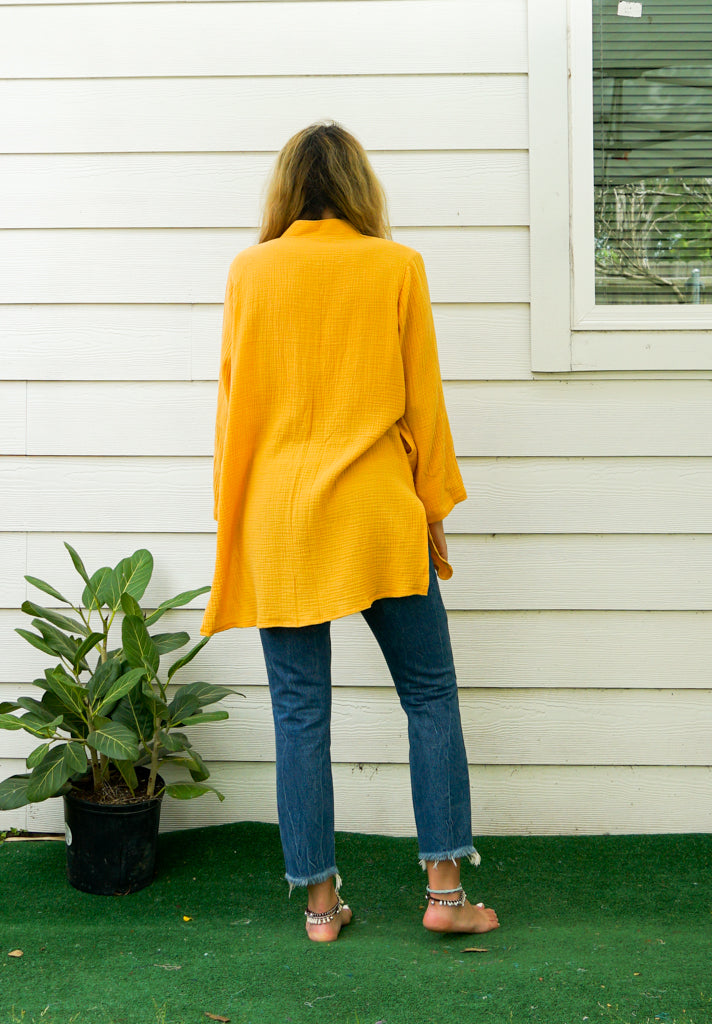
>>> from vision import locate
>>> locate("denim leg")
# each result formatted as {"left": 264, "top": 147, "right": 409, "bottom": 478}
{"left": 361, "top": 556, "right": 480, "bottom": 869}
{"left": 258, "top": 620, "right": 340, "bottom": 891}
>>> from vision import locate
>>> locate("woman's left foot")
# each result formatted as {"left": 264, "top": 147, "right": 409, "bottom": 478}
{"left": 423, "top": 898, "right": 499, "bottom": 934}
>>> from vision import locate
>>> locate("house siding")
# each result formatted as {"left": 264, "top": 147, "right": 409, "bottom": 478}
{"left": 2, "top": 0, "right": 711, "bottom": 835}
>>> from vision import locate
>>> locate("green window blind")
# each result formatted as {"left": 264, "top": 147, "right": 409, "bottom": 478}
{"left": 593, "top": 0, "right": 712, "bottom": 304}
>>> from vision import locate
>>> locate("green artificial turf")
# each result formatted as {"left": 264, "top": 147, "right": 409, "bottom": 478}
{"left": 1, "top": 822, "right": 710, "bottom": 1024}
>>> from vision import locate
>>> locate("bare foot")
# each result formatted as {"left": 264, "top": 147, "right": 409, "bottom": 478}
{"left": 305, "top": 902, "right": 353, "bottom": 943}
{"left": 423, "top": 898, "right": 499, "bottom": 934}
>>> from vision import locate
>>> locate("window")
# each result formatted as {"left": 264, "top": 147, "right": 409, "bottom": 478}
{"left": 529, "top": 0, "right": 712, "bottom": 370}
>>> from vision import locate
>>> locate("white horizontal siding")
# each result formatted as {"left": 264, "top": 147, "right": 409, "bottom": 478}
{"left": 0, "top": 76, "right": 528, "bottom": 153}
{"left": 6, "top": 606, "right": 712, "bottom": 691}
{"left": 1, "top": 1, "right": 527, "bottom": 78}
{"left": 2, "top": 0, "right": 711, "bottom": 839}
{"left": 6, "top": 608, "right": 712, "bottom": 690}
{"left": 9, "top": 456, "right": 712, "bottom": 533}
{"left": 8, "top": 380, "right": 712, "bottom": 456}
{"left": 2, "top": 532, "right": 712, "bottom": 611}
{"left": 0, "top": 152, "right": 529, "bottom": 228}
{"left": 1, "top": 304, "right": 531, "bottom": 382}
{"left": 0, "top": 383, "right": 25, "bottom": 453}
{"left": 14, "top": 763, "right": 712, "bottom": 836}
{"left": 0, "top": 227, "right": 530, "bottom": 304}
{"left": 1, "top": 307, "right": 195, "bottom": 382}
{"left": 5, "top": 685, "right": 712, "bottom": 766}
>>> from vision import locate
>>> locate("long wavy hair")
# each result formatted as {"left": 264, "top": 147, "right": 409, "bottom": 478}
{"left": 258, "top": 121, "right": 391, "bottom": 243}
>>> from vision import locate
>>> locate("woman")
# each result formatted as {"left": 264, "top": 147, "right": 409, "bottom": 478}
{"left": 201, "top": 121, "right": 499, "bottom": 943}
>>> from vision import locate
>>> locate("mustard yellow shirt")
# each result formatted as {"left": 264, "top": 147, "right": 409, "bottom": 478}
{"left": 200, "top": 216, "right": 467, "bottom": 632}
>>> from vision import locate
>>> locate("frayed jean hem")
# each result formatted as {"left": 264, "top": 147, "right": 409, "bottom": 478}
{"left": 418, "top": 844, "right": 481, "bottom": 871}
{"left": 286, "top": 868, "right": 341, "bottom": 898}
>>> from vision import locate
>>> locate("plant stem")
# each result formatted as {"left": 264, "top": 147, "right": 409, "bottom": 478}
{"left": 147, "top": 727, "right": 161, "bottom": 798}
{"left": 90, "top": 749, "right": 101, "bottom": 792}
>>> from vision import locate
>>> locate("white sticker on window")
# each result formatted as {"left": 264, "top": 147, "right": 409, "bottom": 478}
{"left": 617, "top": 1, "right": 642, "bottom": 16}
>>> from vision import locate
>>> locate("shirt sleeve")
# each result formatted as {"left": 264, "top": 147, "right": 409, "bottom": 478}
{"left": 213, "top": 272, "right": 235, "bottom": 521}
{"left": 398, "top": 251, "right": 467, "bottom": 523}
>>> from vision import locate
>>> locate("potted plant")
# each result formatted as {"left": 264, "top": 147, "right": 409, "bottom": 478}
{"left": 0, "top": 543, "right": 237, "bottom": 895}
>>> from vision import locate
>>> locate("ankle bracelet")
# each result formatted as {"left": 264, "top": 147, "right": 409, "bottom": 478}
{"left": 425, "top": 885, "right": 467, "bottom": 907}
{"left": 305, "top": 894, "right": 346, "bottom": 925}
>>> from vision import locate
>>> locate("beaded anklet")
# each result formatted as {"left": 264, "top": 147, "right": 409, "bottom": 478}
{"left": 425, "top": 885, "right": 467, "bottom": 907}
{"left": 305, "top": 893, "right": 348, "bottom": 925}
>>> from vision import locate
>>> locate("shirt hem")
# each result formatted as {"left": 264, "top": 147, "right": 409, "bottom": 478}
{"left": 201, "top": 581, "right": 433, "bottom": 633}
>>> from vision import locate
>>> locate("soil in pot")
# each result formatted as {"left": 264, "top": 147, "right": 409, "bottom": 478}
{"left": 63, "top": 766, "right": 165, "bottom": 895}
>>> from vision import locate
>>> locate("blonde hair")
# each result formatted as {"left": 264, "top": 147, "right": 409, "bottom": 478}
{"left": 258, "top": 121, "right": 391, "bottom": 243}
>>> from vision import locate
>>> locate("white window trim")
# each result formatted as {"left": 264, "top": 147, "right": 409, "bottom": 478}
{"left": 528, "top": 0, "right": 712, "bottom": 371}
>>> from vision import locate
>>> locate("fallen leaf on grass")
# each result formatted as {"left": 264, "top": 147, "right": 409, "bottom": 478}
{"left": 8, "top": 950, "right": 23, "bottom": 958}
{"left": 204, "top": 1014, "right": 230, "bottom": 1022}
{"left": 182, "top": 916, "right": 193, "bottom": 922}
{"left": 462, "top": 947, "right": 488, "bottom": 953}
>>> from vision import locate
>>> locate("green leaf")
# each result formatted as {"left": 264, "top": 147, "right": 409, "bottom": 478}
{"left": 120, "top": 592, "right": 143, "bottom": 619}
{"left": 82, "top": 566, "right": 114, "bottom": 611}
{"left": 166, "top": 691, "right": 200, "bottom": 725}
{"left": 156, "top": 729, "right": 190, "bottom": 753}
{"left": 0, "top": 712, "right": 24, "bottom": 731}
{"left": 114, "top": 759, "right": 138, "bottom": 792}
{"left": 18, "top": 712, "right": 64, "bottom": 738}
{"left": 151, "top": 632, "right": 190, "bottom": 656}
{"left": 93, "top": 667, "right": 145, "bottom": 715}
{"left": 15, "top": 627, "right": 62, "bottom": 659}
{"left": 15, "top": 697, "right": 60, "bottom": 723}
{"left": 122, "top": 615, "right": 159, "bottom": 677}
{"left": 64, "top": 542, "right": 91, "bottom": 586}
{"left": 97, "top": 568, "right": 123, "bottom": 610}
{"left": 167, "top": 635, "right": 211, "bottom": 682}
{"left": 29, "top": 675, "right": 52, "bottom": 693}
{"left": 168, "top": 681, "right": 237, "bottom": 711}
{"left": 21, "top": 601, "right": 89, "bottom": 638}
{"left": 41, "top": 691, "right": 87, "bottom": 739}
{"left": 164, "top": 782, "right": 224, "bottom": 801}
{"left": 116, "top": 550, "right": 154, "bottom": 603}
{"left": 86, "top": 657, "right": 121, "bottom": 706}
{"left": 112, "top": 689, "right": 154, "bottom": 743}
{"left": 140, "top": 679, "right": 169, "bottom": 718}
{"left": 27, "top": 745, "right": 74, "bottom": 802}
{"left": 179, "top": 711, "right": 229, "bottom": 727}
{"left": 186, "top": 749, "right": 210, "bottom": 782}
{"left": 0, "top": 701, "right": 18, "bottom": 714}
{"left": 144, "top": 587, "right": 211, "bottom": 627}
{"left": 72, "top": 631, "right": 105, "bottom": 673}
{"left": 25, "top": 574, "right": 70, "bottom": 605}
{"left": 64, "top": 742, "right": 88, "bottom": 775}
{"left": 26, "top": 741, "right": 51, "bottom": 769}
{"left": 86, "top": 718, "right": 140, "bottom": 761}
{"left": 0, "top": 775, "right": 32, "bottom": 810}
{"left": 32, "top": 619, "right": 81, "bottom": 662}
{"left": 44, "top": 666, "right": 88, "bottom": 720}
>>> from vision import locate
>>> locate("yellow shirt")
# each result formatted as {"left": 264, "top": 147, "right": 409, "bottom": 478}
{"left": 200, "top": 216, "right": 467, "bottom": 632}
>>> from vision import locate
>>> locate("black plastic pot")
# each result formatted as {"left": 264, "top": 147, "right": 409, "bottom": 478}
{"left": 63, "top": 769, "right": 165, "bottom": 895}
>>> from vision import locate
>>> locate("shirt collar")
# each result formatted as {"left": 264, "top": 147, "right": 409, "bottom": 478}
{"left": 281, "top": 217, "right": 364, "bottom": 239}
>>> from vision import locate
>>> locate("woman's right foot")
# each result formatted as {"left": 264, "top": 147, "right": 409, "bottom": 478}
{"left": 423, "top": 898, "right": 499, "bottom": 934}
{"left": 305, "top": 901, "right": 353, "bottom": 942}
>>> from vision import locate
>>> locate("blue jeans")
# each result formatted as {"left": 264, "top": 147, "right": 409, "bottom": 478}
{"left": 258, "top": 555, "right": 480, "bottom": 891}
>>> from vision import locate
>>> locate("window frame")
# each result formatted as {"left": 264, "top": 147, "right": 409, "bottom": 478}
{"left": 528, "top": 0, "right": 712, "bottom": 371}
